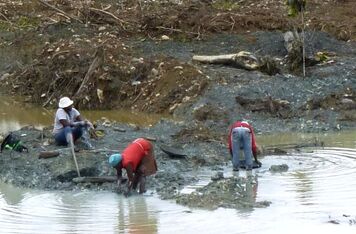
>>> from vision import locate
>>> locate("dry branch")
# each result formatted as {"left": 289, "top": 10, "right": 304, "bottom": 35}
{"left": 37, "top": 0, "right": 83, "bottom": 23}
{"left": 87, "top": 7, "right": 127, "bottom": 29}
{"left": 156, "top": 26, "right": 200, "bottom": 36}
{"left": 75, "top": 48, "right": 103, "bottom": 97}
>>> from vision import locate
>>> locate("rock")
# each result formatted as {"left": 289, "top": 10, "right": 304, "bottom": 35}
{"left": 1, "top": 73, "right": 10, "bottom": 81}
{"left": 151, "top": 68, "right": 159, "bottom": 76}
{"left": 113, "top": 127, "right": 126, "bottom": 132}
{"left": 269, "top": 164, "right": 289, "bottom": 172}
{"left": 211, "top": 172, "right": 224, "bottom": 181}
{"left": 98, "top": 26, "right": 106, "bottom": 31}
{"left": 97, "top": 89, "right": 104, "bottom": 103}
{"left": 161, "top": 35, "right": 170, "bottom": 41}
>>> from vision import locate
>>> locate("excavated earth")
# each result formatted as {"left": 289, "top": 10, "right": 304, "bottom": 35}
{"left": 0, "top": 0, "right": 355, "bottom": 209}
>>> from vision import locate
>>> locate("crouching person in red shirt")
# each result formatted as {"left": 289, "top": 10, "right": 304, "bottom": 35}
{"left": 228, "top": 121, "right": 260, "bottom": 171}
{"left": 109, "top": 138, "right": 157, "bottom": 196}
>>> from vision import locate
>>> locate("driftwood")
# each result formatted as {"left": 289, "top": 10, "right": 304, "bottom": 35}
{"left": 87, "top": 7, "right": 126, "bottom": 29}
{"left": 38, "top": 151, "right": 60, "bottom": 159}
{"left": 72, "top": 176, "right": 117, "bottom": 183}
{"left": 192, "top": 51, "right": 260, "bottom": 71}
{"left": 156, "top": 26, "right": 201, "bottom": 36}
{"left": 235, "top": 95, "right": 291, "bottom": 117}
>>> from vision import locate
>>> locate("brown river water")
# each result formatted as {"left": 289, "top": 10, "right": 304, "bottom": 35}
{"left": 1, "top": 96, "right": 356, "bottom": 233}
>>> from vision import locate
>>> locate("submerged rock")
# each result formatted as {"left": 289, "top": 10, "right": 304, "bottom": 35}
{"left": 269, "top": 164, "right": 289, "bottom": 172}
{"left": 211, "top": 171, "right": 224, "bottom": 181}
{"left": 176, "top": 176, "right": 271, "bottom": 210}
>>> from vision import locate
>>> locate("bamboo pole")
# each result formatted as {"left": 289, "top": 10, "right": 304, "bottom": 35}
{"left": 69, "top": 134, "right": 81, "bottom": 177}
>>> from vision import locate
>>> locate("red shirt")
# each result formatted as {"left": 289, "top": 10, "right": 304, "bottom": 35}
{"left": 228, "top": 121, "right": 257, "bottom": 155}
{"left": 121, "top": 138, "right": 152, "bottom": 171}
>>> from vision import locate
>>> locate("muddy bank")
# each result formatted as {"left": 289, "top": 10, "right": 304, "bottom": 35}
{"left": 3, "top": 113, "right": 309, "bottom": 209}
{"left": 0, "top": 120, "right": 226, "bottom": 202}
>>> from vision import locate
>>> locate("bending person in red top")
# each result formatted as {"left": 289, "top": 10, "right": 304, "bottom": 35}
{"left": 109, "top": 138, "right": 157, "bottom": 196}
{"left": 228, "top": 120, "right": 260, "bottom": 171}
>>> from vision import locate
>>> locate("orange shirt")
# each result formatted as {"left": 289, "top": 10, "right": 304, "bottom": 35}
{"left": 121, "top": 138, "right": 152, "bottom": 171}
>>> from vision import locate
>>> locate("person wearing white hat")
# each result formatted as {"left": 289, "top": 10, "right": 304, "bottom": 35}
{"left": 53, "top": 97, "right": 93, "bottom": 148}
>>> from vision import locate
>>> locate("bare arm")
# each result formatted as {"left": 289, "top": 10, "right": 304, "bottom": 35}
{"left": 116, "top": 165, "right": 123, "bottom": 180}
{"left": 125, "top": 164, "right": 134, "bottom": 184}
{"left": 75, "top": 115, "right": 84, "bottom": 122}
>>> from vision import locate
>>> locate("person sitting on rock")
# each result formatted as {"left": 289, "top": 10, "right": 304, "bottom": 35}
{"left": 52, "top": 97, "right": 93, "bottom": 149}
{"left": 109, "top": 138, "right": 157, "bottom": 196}
{"left": 228, "top": 120, "right": 260, "bottom": 171}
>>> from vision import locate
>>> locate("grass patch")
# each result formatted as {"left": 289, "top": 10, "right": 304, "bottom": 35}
{"left": 0, "top": 16, "right": 40, "bottom": 31}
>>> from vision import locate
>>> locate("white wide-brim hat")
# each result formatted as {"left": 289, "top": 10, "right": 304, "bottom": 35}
{"left": 58, "top": 97, "right": 74, "bottom": 108}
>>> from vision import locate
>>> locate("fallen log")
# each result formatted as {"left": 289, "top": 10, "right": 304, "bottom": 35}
{"left": 192, "top": 51, "right": 259, "bottom": 71}
{"left": 72, "top": 176, "right": 117, "bottom": 183}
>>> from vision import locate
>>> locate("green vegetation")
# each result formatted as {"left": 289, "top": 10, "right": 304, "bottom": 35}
{"left": 0, "top": 16, "right": 40, "bottom": 31}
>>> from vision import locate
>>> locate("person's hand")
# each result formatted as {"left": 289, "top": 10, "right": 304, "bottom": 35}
{"left": 118, "top": 177, "right": 128, "bottom": 185}
{"left": 123, "top": 181, "right": 132, "bottom": 197}
{"left": 255, "top": 159, "right": 262, "bottom": 166}
{"left": 85, "top": 120, "right": 94, "bottom": 129}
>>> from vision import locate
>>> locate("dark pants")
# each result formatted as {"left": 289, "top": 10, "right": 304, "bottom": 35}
{"left": 54, "top": 126, "right": 83, "bottom": 146}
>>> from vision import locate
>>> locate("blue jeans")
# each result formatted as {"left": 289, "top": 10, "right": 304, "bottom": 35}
{"left": 231, "top": 127, "right": 253, "bottom": 169}
{"left": 54, "top": 126, "right": 83, "bottom": 146}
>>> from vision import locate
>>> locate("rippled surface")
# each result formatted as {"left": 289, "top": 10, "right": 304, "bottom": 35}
{"left": 1, "top": 146, "right": 356, "bottom": 233}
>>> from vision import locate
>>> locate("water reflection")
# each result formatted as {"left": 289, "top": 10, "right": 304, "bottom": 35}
{"left": 122, "top": 196, "right": 158, "bottom": 234}
{"left": 291, "top": 171, "right": 314, "bottom": 205}
{"left": 0, "top": 184, "right": 159, "bottom": 233}
{"left": 0, "top": 95, "right": 166, "bottom": 134}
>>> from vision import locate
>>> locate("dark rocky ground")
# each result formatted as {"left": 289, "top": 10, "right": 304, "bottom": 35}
{"left": 1, "top": 30, "right": 355, "bottom": 209}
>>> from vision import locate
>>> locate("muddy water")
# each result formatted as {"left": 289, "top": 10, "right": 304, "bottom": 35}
{"left": 1, "top": 146, "right": 356, "bottom": 233}
{"left": 1, "top": 96, "right": 356, "bottom": 233}
{"left": 0, "top": 95, "right": 164, "bottom": 134}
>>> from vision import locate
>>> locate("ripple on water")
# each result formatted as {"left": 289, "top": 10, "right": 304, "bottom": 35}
{"left": 1, "top": 148, "right": 356, "bottom": 233}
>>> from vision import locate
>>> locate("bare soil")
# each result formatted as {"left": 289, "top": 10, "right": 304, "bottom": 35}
{"left": 0, "top": 0, "right": 355, "bottom": 113}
